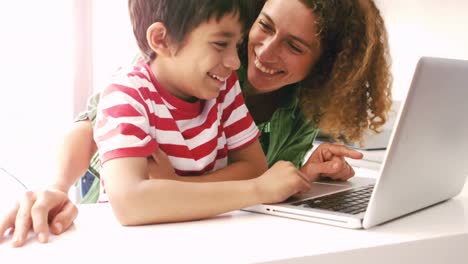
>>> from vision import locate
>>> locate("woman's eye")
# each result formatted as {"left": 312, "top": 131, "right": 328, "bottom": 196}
{"left": 288, "top": 43, "right": 303, "bottom": 54}
{"left": 258, "top": 20, "right": 273, "bottom": 32}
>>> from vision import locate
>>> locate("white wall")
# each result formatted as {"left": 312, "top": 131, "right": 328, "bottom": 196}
{"left": 92, "top": 0, "right": 137, "bottom": 93}
{"left": 0, "top": 2, "right": 75, "bottom": 189}
{"left": 376, "top": 0, "right": 468, "bottom": 100}
{"left": 0, "top": 1, "right": 135, "bottom": 191}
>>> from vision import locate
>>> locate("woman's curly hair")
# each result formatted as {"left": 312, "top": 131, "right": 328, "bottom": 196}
{"left": 299, "top": 0, "right": 393, "bottom": 145}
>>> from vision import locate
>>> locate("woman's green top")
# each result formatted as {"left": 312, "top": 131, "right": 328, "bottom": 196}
{"left": 255, "top": 86, "right": 319, "bottom": 168}
{"left": 76, "top": 75, "right": 319, "bottom": 203}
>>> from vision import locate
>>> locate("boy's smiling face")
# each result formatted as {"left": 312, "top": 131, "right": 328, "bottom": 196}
{"left": 153, "top": 12, "right": 243, "bottom": 102}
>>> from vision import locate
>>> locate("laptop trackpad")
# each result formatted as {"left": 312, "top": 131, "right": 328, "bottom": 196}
{"left": 285, "top": 177, "right": 375, "bottom": 203}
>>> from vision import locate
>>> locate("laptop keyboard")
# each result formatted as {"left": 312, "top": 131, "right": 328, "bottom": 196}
{"left": 291, "top": 185, "right": 375, "bottom": 215}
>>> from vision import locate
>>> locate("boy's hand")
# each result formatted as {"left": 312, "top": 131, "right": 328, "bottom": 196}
{"left": 253, "top": 161, "right": 310, "bottom": 204}
{"left": 148, "top": 148, "right": 178, "bottom": 180}
{"left": 301, "top": 143, "right": 363, "bottom": 182}
{"left": 0, "top": 189, "right": 77, "bottom": 247}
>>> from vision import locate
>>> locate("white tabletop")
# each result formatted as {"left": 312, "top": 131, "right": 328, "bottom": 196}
{"left": 2, "top": 169, "right": 468, "bottom": 263}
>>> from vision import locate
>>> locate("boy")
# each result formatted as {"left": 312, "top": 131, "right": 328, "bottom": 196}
{"left": 95, "top": 0, "right": 311, "bottom": 225}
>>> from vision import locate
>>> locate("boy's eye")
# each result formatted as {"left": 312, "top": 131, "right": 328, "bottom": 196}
{"left": 213, "top": 42, "right": 228, "bottom": 48}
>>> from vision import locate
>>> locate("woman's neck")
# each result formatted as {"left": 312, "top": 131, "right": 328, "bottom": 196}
{"left": 244, "top": 82, "right": 289, "bottom": 124}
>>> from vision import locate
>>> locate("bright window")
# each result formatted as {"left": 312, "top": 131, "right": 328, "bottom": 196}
{"left": 0, "top": 1, "right": 74, "bottom": 188}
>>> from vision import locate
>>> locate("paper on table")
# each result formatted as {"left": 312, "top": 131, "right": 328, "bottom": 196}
{"left": 0, "top": 168, "right": 28, "bottom": 216}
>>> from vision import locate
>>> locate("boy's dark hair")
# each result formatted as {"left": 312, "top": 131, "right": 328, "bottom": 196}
{"left": 129, "top": 0, "right": 259, "bottom": 61}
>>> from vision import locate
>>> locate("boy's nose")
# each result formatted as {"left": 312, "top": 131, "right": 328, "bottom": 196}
{"left": 224, "top": 49, "right": 241, "bottom": 70}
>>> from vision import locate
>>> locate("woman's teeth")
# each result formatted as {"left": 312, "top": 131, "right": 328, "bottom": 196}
{"left": 254, "top": 59, "right": 280, "bottom": 75}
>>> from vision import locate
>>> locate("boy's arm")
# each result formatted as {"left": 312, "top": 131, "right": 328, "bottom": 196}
{"left": 104, "top": 132, "right": 268, "bottom": 226}
{"left": 104, "top": 149, "right": 316, "bottom": 226}
{"left": 102, "top": 157, "right": 262, "bottom": 226}
{"left": 159, "top": 140, "right": 267, "bottom": 182}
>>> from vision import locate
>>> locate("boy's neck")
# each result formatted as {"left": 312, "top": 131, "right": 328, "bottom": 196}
{"left": 149, "top": 59, "right": 198, "bottom": 103}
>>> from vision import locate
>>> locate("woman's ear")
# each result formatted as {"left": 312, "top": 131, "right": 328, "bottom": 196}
{"left": 146, "top": 22, "right": 171, "bottom": 57}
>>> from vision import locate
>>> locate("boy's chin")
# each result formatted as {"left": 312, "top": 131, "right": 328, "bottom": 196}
{"left": 201, "top": 92, "right": 220, "bottom": 100}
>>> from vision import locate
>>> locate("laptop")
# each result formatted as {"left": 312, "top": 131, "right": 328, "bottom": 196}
{"left": 243, "top": 56, "right": 468, "bottom": 229}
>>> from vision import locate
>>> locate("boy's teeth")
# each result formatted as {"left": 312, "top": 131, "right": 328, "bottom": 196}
{"left": 254, "top": 59, "right": 279, "bottom": 75}
{"left": 209, "top": 73, "right": 226, "bottom": 82}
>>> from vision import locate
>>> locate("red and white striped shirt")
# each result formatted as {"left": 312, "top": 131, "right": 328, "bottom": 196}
{"left": 94, "top": 61, "right": 259, "bottom": 179}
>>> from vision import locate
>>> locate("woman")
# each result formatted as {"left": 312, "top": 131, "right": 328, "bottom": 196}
{"left": 1, "top": 0, "right": 391, "bottom": 246}
{"left": 244, "top": 0, "right": 391, "bottom": 169}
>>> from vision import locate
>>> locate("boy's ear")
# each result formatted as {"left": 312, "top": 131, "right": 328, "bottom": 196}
{"left": 146, "top": 22, "right": 172, "bottom": 57}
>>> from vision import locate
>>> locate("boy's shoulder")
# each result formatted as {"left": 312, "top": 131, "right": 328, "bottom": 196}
{"left": 109, "top": 62, "right": 154, "bottom": 90}
{"left": 113, "top": 60, "right": 150, "bottom": 79}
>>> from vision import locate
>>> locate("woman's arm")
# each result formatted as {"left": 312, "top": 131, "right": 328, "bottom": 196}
{"left": 301, "top": 143, "right": 363, "bottom": 181}
{"left": 0, "top": 120, "right": 96, "bottom": 247}
{"left": 53, "top": 120, "right": 97, "bottom": 192}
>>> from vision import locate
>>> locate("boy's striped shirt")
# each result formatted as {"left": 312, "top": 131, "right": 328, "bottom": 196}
{"left": 94, "top": 61, "right": 259, "bottom": 200}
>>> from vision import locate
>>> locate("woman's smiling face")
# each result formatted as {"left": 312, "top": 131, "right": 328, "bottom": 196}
{"left": 247, "top": 0, "right": 321, "bottom": 94}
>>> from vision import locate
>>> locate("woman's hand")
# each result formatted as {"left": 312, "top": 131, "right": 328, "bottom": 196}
{"left": 301, "top": 143, "right": 363, "bottom": 182}
{"left": 0, "top": 189, "right": 78, "bottom": 247}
